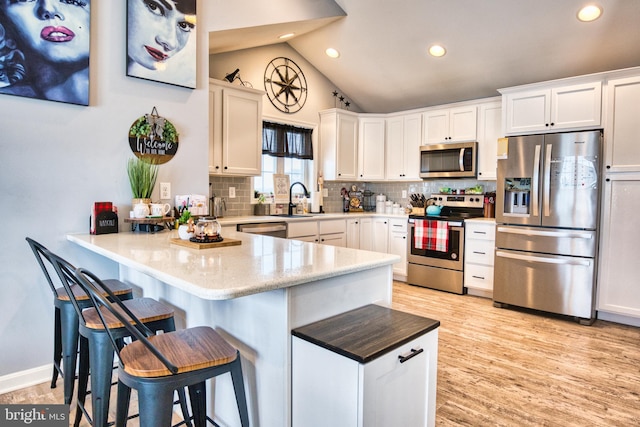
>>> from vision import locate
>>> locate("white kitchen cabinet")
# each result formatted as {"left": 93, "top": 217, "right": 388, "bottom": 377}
{"left": 501, "top": 81, "right": 602, "bottom": 135}
{"left": 388, "top": 218, "right": 408, "bottom": 279}
{"left": 371, "top": 217, "right": 389, "bottom": 254}
{"left": 346, "top": 218, "right": 360, "bottom": 249}
{"left": 386, "top": 113, "right": 422, "bottom": 180}
{"left": 292, "top": 305, "right": 439, "bottom": 427}
{"left": 358, "top": 116, "right": 386, "bottom": 180}
{"left": 288, "top": 219, "right": 346, "bottom": 247}
{"left": 603, "top": 75, "right": 640, "bottom": 173}
{"left": 320, "top": 109, "right": 359, "bottom": 181}
{"left": 359, "top": 217, "right": 373, "bottom": 251}
{"left": 476, "top": 101, "right": 502, "bottom": 180}
{"left": 597, "top": 174, "right": 640, "bottom": 325}
{"left": 423, "top": 106, "right": 477, "bottom": 144}
{"left": 209, "top": 79, "right": 263, "bottom": 176}
{"left": 464, "top": 219, "right": 496, "bottom": 298}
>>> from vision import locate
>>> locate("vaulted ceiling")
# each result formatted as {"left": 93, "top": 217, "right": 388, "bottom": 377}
{"left": 210, "top": 0, "right": 640, "bottom": 113}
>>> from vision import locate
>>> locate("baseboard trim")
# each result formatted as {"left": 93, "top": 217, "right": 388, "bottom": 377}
{"left": 0, "top": 364, "right": 52, "bottom": 395}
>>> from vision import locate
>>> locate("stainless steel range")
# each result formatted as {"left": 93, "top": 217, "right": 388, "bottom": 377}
{"left": 407, "top": 194, "right": 484, "bottom": 294}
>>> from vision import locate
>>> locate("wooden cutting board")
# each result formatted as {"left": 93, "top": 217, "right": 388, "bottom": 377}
{"left": 169, "top": 237, "right": 242, "bottom": 249}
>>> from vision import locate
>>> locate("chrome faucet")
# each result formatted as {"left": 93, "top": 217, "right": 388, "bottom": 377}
{"left": 289, "top": 181, "right": 310, "bottom": 216}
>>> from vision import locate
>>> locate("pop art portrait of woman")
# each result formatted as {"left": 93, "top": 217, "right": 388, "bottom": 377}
{"left": 127, "top": 0, "right": 196, "bottom": 89}
{"left": 0, "top": 0, "right": 91, "bottom": 106}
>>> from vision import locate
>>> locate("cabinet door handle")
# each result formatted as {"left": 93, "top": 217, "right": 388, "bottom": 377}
{"left": 473, "top": 231, "right": 487, "bottom": 235}
{"left": 473, "top": 251, "right": 486, "bottom": 255}
{"left": 399, "top": 348, "right": 423, "bottom": 363}
{"left": 472, "top": 275, "right": 486, "bottom": 280}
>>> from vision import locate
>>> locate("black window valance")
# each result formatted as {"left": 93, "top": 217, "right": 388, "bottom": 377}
{"left": 262, "top": 121, "right": 313, "bottom": 160}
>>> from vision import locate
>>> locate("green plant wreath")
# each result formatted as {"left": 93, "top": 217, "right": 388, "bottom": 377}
{"left": 128, "top": 109, "right": 179, "bottom": 165}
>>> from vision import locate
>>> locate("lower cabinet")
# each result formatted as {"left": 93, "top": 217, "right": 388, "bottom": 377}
{"left": 345, "top": 216, "right": 407, "bottom": 278}
{"left": 292, "top": 305, "right": 439, "bottom": 427}
{"left": 388, "top": 218, "right": 408, "bottom": 279}
{"left": 288, "top": 219, "right": 346, "bottom": 247}
{"left": 464, "top": 219, "right": 496, "bottom": 297}
{"left": 597, "top": 174, "right": 640, "bottom": 325}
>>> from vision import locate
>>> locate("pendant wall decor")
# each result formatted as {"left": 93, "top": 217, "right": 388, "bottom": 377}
{"left": 128, "top": 107, "right": 179, "bottom": 164}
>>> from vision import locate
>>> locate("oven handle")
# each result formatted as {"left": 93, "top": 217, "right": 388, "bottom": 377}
{"left": 497, "top": 226, "right": 592, "bottom": 239}
{"left": 496, "top": 250, "right": 592, "bottom": 267}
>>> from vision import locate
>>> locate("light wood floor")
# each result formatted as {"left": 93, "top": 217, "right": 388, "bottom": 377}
{"left": 2, "top": 282, "right": 640, "bottom": 426}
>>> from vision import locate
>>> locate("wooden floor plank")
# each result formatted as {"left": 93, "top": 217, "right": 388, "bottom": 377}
{"left": 2, "top": 281, "right": 639, "bottom": 426}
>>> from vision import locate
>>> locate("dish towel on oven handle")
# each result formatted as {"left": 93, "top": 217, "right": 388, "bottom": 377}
{"left": 414, "top": 219, "right": 449, "bottom": 252}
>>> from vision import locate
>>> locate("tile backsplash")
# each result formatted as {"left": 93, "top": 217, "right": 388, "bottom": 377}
{"left": 210, "top": 175, "right": 496, "bottom": 217}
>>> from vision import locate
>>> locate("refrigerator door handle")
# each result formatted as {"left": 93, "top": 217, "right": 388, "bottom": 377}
{"left": 497, "top": 226, "right": 593, "bottom": 239}
{"left": 496, "top": 250, "right": 592, "bottom": 267}
{"left": 532, "top": 144, "right": 541, "bottom": 217}
{"left": 459, "top": 148, "right": 465, "bottom": 172}
{"left": 543, "top": 143, "right": 552, "bottom": 217}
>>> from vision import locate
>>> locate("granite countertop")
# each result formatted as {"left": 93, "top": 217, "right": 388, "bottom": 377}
{"left": 217, "top": 212, "right": 409, "bottom": 227}
{"left": 67, "top": 230, "right": 399, "bottom": 301}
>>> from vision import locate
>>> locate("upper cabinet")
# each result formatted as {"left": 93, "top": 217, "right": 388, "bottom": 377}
{"left": 358, "top": 115, "right": 386, "bottom": 180}
{"left": 501, "top": 81, "right": 602, "bottom": 135}
{"left": 604, "top": 75, "right": 640, "bottom": 172}
{"left": 423, "top": 106, "right": 477, "bottom": 144}
{"left": 385, "top": 113, "right": 422, "bottom": 180}
{"left": 476, "top": 101, "right": 502, "bottom": 180}
{"left": 209, "top": 79, "right": 263, "bottom": 176}
{"left": 319, "top": 109, "right": 359, "bottom": 181}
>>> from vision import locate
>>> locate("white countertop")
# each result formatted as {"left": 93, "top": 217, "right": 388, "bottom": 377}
{"left": 67, "top": 230, "right": 399, "bottom": 301}
{"left": 217, "top": 212, "right": 409, "bottom": 227}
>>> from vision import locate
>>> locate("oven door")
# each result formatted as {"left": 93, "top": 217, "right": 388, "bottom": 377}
{"left": 407, "top": 219, "right": 464, "bottom": 270}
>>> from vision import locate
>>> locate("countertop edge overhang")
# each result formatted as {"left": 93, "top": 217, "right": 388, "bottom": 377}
{"left": 67, "top": 231, "right": 399, "bottom": 301}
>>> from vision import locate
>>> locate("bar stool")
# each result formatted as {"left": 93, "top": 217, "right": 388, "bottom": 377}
{"left": 26, "top": 237, "right": 134, "bottom": 405}
{"left": 47, "top": 250, "right": 192, "bottom": 427}
{"left": 73, "top": 267, "right": 250, "bottom": 427}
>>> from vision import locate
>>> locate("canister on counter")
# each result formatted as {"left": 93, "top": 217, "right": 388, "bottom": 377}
{"left": 484, "top": 192, "right": 496, "bottom": 218}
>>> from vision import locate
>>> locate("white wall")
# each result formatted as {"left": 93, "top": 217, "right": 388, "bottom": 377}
{"left": 0, "top": 0, "right": 348, "bottom": 389}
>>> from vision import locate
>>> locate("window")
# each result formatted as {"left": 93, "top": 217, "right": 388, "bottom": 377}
{"left": 253, "top": 121, "right": 314, "bottom": 200}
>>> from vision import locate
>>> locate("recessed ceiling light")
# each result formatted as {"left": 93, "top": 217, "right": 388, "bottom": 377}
{"left": 325, "top": 48, "right": 340, "bottom": 58}
{"left": 577, "top": 4, "right": 602, "bottom": 22}
{"left": 429, "top": 45, "right": 446, "bottom": 57}
{"left": 278, "top": 33, "right": 295, "bottom": 40}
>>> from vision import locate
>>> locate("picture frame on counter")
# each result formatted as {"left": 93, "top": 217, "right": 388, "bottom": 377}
{"left": 126, "top": 0, "right": 197, "bottom": 89}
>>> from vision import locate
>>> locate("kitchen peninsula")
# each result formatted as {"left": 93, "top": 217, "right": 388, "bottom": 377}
{"left": 67, "top": 230, "right": 401, "bottom": 426}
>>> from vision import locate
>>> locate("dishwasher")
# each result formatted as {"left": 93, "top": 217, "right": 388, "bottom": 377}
{"left": 237, "top": 222, "right": 287, "bottom": 238}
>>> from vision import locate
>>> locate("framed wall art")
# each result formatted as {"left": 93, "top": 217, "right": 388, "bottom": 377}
{"left": 0, "top": 1, "right": 91, "bottom": 105}
{"left": 126, "top": 0, "right": 197, "bottom": 89}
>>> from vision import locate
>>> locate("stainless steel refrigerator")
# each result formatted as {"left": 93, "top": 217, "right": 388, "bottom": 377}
{"left": 494, "top": 130, "right": 602, "bottom": 324}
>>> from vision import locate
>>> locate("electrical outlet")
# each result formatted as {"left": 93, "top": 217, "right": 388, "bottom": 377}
{"left": 160, "top": 182, "right": 171, "bottom": 199}
{"left": 323, "top": 188, "right": 328, "bottom": 197}
{"left": 402, "top": 190, "right": 407, "bottom": 199}
{"left": 229, "top": 187, "right": 236, "bottom": 198}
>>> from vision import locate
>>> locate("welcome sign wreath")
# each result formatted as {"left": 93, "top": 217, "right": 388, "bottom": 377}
{"left": 128, "top": 107, "right": 179, "bottom": 164}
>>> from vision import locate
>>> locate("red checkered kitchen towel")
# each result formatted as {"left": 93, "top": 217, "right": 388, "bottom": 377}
{"left": 414, "top": 219, "right": 449, "bottom": 252}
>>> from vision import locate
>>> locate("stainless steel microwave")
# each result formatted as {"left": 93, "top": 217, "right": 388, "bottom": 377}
{"left": 419, "top": 141, "right": 477, "bottom": 179}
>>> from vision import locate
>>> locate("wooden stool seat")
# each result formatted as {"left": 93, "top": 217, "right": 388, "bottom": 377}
{"left": 55, "top": 279, "right": 132, "bottom": 301}
{"left": 82, "top": 297, "right": 175, "bottom": 330}
{"left": 120, "top": 326, "right": 237, "bottom": 378}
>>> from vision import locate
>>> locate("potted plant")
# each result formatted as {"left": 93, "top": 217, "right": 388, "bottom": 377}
{"left": 127, "top": 157, "right": 159, "bottom": 206}
{"left": 177, "top": 209, "right": 194, "bottom": 240}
